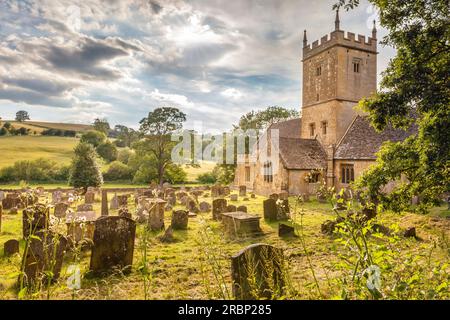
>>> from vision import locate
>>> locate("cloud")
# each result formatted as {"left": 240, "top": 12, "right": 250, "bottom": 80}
{"left": 221, "top": 88, "right": 243, "bottom": 100}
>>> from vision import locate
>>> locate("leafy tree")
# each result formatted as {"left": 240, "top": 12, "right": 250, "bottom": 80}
{"left": 69, "top": 143, "right": 103, "bottom": 189}
{"left": 335, "top": 0, "right": 450, "bottom": 211}
{"left": 113, "top": 125, "right": 140, "bottom": 147}
{"left": 80, "top": 130, "right": 106, "bottom": 147}
{"left": 15, "top": 110, "right": 30, "bottom": 122}
{"left": 93, "top": 118, "right": 110, "bottom": 135}
{"left": 197, "top": 171, "right": 217, "bottom": 184}
{"left": 0, "top": 127, "right": 8, "bottom": 136}
{"left": 117, "top": 148, "right": 134, "bottom": 164}
{"left": 3, "top": 122, "right": 12, "bottom": 130}
{"left": 139, "top": 107, "right": 186, "bottom": 185}
{"left": 236, "top": 106, "right": 299, "bottom": 131}
{"left": 96, "top": 141, "right": 118, "bottom": 162}
{"left": 103, "top": 161, "right": 132, "bottom": 181}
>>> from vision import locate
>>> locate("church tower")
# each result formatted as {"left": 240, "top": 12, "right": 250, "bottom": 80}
{"left": 300, "top": 10, "right": 378, "bottom": 148}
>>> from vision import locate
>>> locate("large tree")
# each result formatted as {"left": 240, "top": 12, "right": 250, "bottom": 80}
{"left": 334, "top": 0, "right": 449, "bottom": 211}
{"left": 15, "top": 110, "right": 30, "bottom": 122}
{"left": 69, "top": 143, "right": 103, "bottom": 189}
{"left": 139, "top": 107, "right": 187, "bottom": 185}
{"left": 113, "top": 124, "right": 140, "bottom": 147}
{"left": 236, "top": 106, "right": 299, "bottom": 131}
{"left": 93, "top": 118, "right": 110, "bottom": 135}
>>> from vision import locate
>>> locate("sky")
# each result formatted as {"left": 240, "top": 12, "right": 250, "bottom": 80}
{"left": 0, "top": 0, "right": 395, "bottom": 132}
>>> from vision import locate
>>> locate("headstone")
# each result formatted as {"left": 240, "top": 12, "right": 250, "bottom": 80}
{"left": 89, "top": 216, "right": 136, "bottom": 276}
{"left": 4, "top": 239, "right": 19, "bottom": 256}
{"left": 227, "top": 205, "right": 237, "bottom": 212}
{"left": 52, "top": 190, "right": 63, "bottom": 204}
{"left": 117, "top": 195, "right": 129, "bottom": 207}
{"left": 66, "top": 211, "right": 96, "bottom": 243}
{"left": 212, "top": 198, "right": 227, "bottom": 220}
{"left": 77, "top": 204, "right": 93, "bottom": 212}
{"left": 263, "top": 199, "right": 278, "bottom": 221}
{"left": 2, "top": 194, "right": 22, "bottom": 210}
{"left": 21, "top": 231, "right": 67, "bottom": 286}
{"left": 199, "top": 201, "right": 211, "bottom": 213}
{"left": 22, "top": 204, "right": 49, "bottom": 239}
{"left": 85, "top": 191, "right": 95, "bottom": 204}
{"left": 269, "top": 193, "right": 279, "bottom": 201}
{"left": 221, "top": 212, "right": 262, "bottom": 237}
{"left": 239, "top": 186, "right": 247, "bottom": 197}
{"left": 110, "top": 193, "right": 119, "bottom": 210}
{"left": 230, "top": 194, "right": 238, "bottom": 201}
{"left": 237, "top": 205, "right": 247, "bottom": 213}
{"left": 231, "top": 244, "right": 285, "bottom": 299}
{"left": 187, "top": 199, "right": 199, "bottom": 213}
{"left": 167, "top": 194, "right": 176, "bottom": 206}
{"left": 223, "top": 187, "right": 230, "bottom": 196}
{"left": 148, "top": 199, "right": 166, "bottom": 231}
{"left": 159, "top": 226, "right": 174, "bottom": 243}
{"left": 279, "top": 191, "right": 289, "bottom": 200}
{"left": 278, "top": 224, "right": 296, "bottom": 237}
{"left": 171, "top": 210, "right": 189, "bottom": 230}
{"left": 165, "top": 203, "right": 173, "bottom": 212}
{"left": 54, "top": 202, "right": 69, "bottom": 218}
{"left": 404, "top": 227, "right": 417, "bottom": 238}
{"left": 277, "top": 199, "right": 290, "bottom": 220}
{"left": 101, "top": 190, "right": 109, "bottom": 216}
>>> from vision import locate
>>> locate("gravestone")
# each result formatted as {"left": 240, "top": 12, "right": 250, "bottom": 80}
{"left": 223, "top": 186, "right": 230, "bottom": 196}
{"left": 278, "top": 224, "right": 296, "bottom": 237}
{"left": 21, "top": 231, "right": 67, "bottom": 286}
{"left": 231, "top": 244, "right": 285, "bottom": 300}
{"left": 66, "top": 211, "right": 96, "bottom": 243}
{"left": 159, "top": 226, "right": 174, "bottom": 243}
{"left": 212, "top": 198, "right": 227, "bottom": 220}
{"left": 263, "top": 199, "right": 278, "bottom": 221}
{"left": 117, "top": 195, "right": 129, "bottom": 207}
{"left": 110, "top": 194, "right": 119, "bottom": 210}
{"left": 52, "top": 190, "right": 63, "bottom": 204}
{"left": 227, "top": 205, "right": 237, "bottom": 212}
{"left": 2, "top": 194, "right": 22, "bottom": 210}
{"left": 167, "top": 194, "right": 176, "bottom": 206}
{"left": 221, "top": 212, "right": 262, "bottom": 237}
{"left": 237, "top": 205, "right": 248, "bottom": 213}
{"left": 230, "top": 194, "right": 238, "bottom": 202}
{"left": 165, "top": 203, "right": 173, "bottom": 212}
{"left": 4, "top": 239, "right": 19, "bottom": 256}
{"left": 89, "top": 216, "right": 136, "bottom": 276}
{"left": 269, "top": 193, "right": 279, "bottom": 201}
{"left": 22, "top": 204, "right": 50, "bottom": 239}
{"left": 77, "top": 204, "right": 93, "bottom": 212}
{"left": 277, "top": 199, "right": 290, "bottom": 220}
{"left": 0, "top": 190, "right": 4, "bottom": 201}
{"left": 171, "top": 210, "right": 189, "bottom": 230}
{"left": 279, "top": 191, "right": 289, "bottom": 200}
{"left": 148, "top": 199, "right": 167, "bottom": 231}
{"left": 199, "top": 201, "right": 211, "bottom": 213}
{"left": 118, "top": 207, "right": 132, "bottom": 219}
{"left": 101, "top": 190, "right": 109, "bottom": 216}
{"left": 239, "top": 186, "right": 247, "bottom": 197}
{"left": 85, "top": 191, "right": 95, "bottom": 204}
{"left": 54, "top": 202, "right": 69, "bottom": 218}
{"left": 187, "top": 199, "right": 199, "bottom": 213}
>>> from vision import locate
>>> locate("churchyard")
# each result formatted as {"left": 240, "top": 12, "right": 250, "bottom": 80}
{"left": 0, "top": 185, "right": 448, "bottom": 300}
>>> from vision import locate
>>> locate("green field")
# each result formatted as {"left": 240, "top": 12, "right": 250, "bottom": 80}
{"left": 6, "top": 121, "right": 92, "bottom": 134}
{"left": 0, "top": 136, "right": 78, "bottom": 168}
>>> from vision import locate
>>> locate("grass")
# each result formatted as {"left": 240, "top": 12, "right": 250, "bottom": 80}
{"left": 0, "top": 136, "right": 78, "bottom": 169}
{"left": 6, "top": 121, "right": 92, "bottom": 133}
{"left": 183, "top": 161, "right": 216, "bottom": 182}
{"left": 0, "top": 191, "right": 448, "bottom": 300}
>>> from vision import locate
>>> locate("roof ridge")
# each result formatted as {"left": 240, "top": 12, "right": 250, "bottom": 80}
{"left": 335, "top": 114, "right": 360, "bottom": 150}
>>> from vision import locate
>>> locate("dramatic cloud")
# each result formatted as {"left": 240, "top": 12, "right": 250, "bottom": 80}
{"left": 0, "top": 0, "right": 393, "bottom": 130}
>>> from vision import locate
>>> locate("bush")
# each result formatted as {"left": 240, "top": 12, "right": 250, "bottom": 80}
{"left": 96, "top": 141, "right": 118, "bottom": 162}
{"left": 197, "top": 171, "right": 217, "bottom": 184}
{"left": 117, "top": 148, "right": 133, "bottom": 164}
{"left": 41, "top": 128, "right": 77, "bottom": 137}
{"left": 103, "top": 161, "right": 132, "bottom": 181}
{"left": 0, "top": 158, "right": 68, "bottom": 182}
{"left": 0, "top": 127, "right": 8, "bottom": 136}
{"left": 69, "top": 143, "right": 103, "bottom": 189}
{"left": 80, "top": 130, "right": 106, "bottom": 147}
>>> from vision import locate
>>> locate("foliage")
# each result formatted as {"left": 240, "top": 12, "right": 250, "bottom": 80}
{"left": 236, "top": 106, "right": 299, "bottom": 131}
{"left": 96, "top": 141, "right": 118, "bottom": 162}
{"left": 113, "top": 125, "right": 140, "bottom": 147}
{"left": 93, "top": 118, "right": 110, "bottom": 135}
{"left": 103, "top": 161, "right": 133, "bottom": 181}
{"left": 80, "top": 130, "right": 106, "bottom": 148}
{"left": 41, "top": 128, "right": 76, "bottom": 137}
{"left": 197, "top": 171, "right": 217, "bottom": 184}
{"left": 68, "top": 143, "right": 103, "bottom": 189}
{"left": 0, "top": 158, "right": 70, "bottom": 182}
{"left": 138, "top": 107, "right": 186, "bottom": 185}
{"left": 15, "top": 110, "right": 30, "bottom": 122}
{"left": 335, "top": 0, "right": 450, "bottom": 212}
{"left": 117, "top": 148, "right": 134, "bottom": 164}
{"left": 164, "top": 164, "right": 188, "bottom": 184}
{"left": 211, "top": 164, "right": 235, "bottom": 185}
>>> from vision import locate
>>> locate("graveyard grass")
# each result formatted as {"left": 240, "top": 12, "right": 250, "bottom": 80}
{"left": 0, "top": 192, "right": 448, "bottom": 300}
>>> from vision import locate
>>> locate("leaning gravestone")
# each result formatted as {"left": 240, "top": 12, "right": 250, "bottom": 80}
{"left": 4, "top": 239, "right": 19, "bottom": 256}
{"left": 21, "top": 231, "right": 67, "bottom": 286}
{"left": 231, "top": 244, "right": 285, "bottom": 300}
{"left": 212, "top": 198, "right": 228, "bottom": 220}
{"left": 263, "top": 199, "right": 278, "bottom": 221}
{"left": 54, "top": 202, "right": 69, "bottom": 218}
{"left": 85, "top": 191, "right": 95, "bottom": 204}
{"left": 89, "top": 216, "right": 136, "bottom": 276}
{"left": 171, "top": 210, "right": 189, "bottom": 230}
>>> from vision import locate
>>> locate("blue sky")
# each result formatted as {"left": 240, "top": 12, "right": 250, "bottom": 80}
{"left": 0, "top": 0, "right": 395, "bottom": 132}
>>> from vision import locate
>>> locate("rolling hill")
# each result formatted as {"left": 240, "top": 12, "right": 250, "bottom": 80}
{"left": 7, "top": 120, "right": 93, "bottom": 133}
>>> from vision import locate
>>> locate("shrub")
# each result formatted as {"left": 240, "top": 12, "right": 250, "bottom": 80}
{"left": 117, "top": 148, "right": 133, "bottom": 164}
{"left": 197, "top": 171, "right": 217, "bottom": 184}
{"left": 0, "top": 127, "right": 9, "bottom": 136}
{"left": 0, "top": 158, "right": 67, "bottom": 182}
{"left": 69, "top": 143, "right": 103, "bottom": 189}
{"left": 80, "top": 130, "right": 106, "bottom": 147}
{"left": 96, "top": 141, "right": 118, "bottom": 162}
{"left": 103, "top": 161, "right": 132, "bottom": 181}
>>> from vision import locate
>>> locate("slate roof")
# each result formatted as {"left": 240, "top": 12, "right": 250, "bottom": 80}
{"left": 334, "top": 115, "right": 417, "bottom": 160}
{"left": 269, "top": 118, "right": 301, "bottom": 138}
{"left": 279, "top": 137, "right": 327, "bottom": 170}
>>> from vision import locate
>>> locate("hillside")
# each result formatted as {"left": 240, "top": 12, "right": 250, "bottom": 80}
{"left": 6, "top": 120, "right": 92, "bottom": 133}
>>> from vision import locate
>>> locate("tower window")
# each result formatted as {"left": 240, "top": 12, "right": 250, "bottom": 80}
{"left": 341, "top": 164, "right": 355, "bottom": 184}
{"left": 245, "top": 166, "right": 251, "bottom": 182}
{"left": 316, "top": 66, "right": 322, "bottom": 76}
{"left": 353, "top": 60, "right": 361, "bottom": 73}
{"left": 309, "top": 123, "right": 316, "bottom": 137}
{"left": 263, "top": 161, "right": 273, "bottom": 183}
{"left": 316, "top": 93, "right": 320, "bottom": 101}
{"left": 322, "top": 121, "right": 328, "bottom": 135}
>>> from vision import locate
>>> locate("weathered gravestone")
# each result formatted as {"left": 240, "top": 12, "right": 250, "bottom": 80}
{"left": 22, "top": 204, "right": 49, "bottom": 239}
{"left": 77, "top": 204, "right": 93, "bottom": 212}
{"left": 239, "top": 186, "right": 247, "bottom": 197}
{"left": 171, "top": 210, "right": 189, "bottom": 230}
{"left": 279, "top": 191, "right": 289, "bottom": 200}
{"left": 4, "top": 239, "right": 19, "bottom": 256}
{"left": 110, "top": 193, "right": 119, "bottom": 210}
{"left": 101, "top": 190, "right": 109, "bottom": 216}
{"left": 227, "top": 205, "right": 237, "bottom": 212}
{"left": 20, "top": 231, "right": 67, "bottom": 286}
{"left": 85, "top": 191, "right": 95, "bottom": 204}
{"left": 269, "top": 193, "right": 279, "bottom": 201}
{"left": 263, "top": 199, "right": 278, "bottom": 221}
{"left": 237, "top": 205, "right": 248, "bottom": 213}
{"left": 54, "top": 202, "right": 69, "bottom": 218}
{"left": 2, "top": 193, "right": 22, "bottom": 210}
{"left": 52, "top": 190, "right": 63, "bottom": 204}
{"left": 212, "top": 198, "right": 227, "bottom": 220}
{"left": 117, "top": 195, "right": 129, "bottom": 207}
{"left": 231, "top": 244, "right": 285, "bottom": 300}
{"left": 230, "top": 194, "right": 238, "bottom": 202}
{"left": 148, "top": 199, "right": 167, "bottom": 231}
{"left": 221, "top": 212, "right": 262, "bottom": 237}
{"left": 66, "top": 211, "right": 96, "bottom": 243}
{"left": 199, "top": 201, "right": 211, "bottom": 213}
{"left": 278, "top": 224, "right": 296, "bottom": 237}
{"left": 89, "top": 216, "right": 136, "bottom": 276}
{"left": 223, "top": 186, "right": 230, "bottom": 196}
{"left": 187, "top": 199, "right": 199, "bottom": 213}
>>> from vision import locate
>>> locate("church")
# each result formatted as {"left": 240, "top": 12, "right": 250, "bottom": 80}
{"left": 234, "top": 11, "right": 415, "bottom": 196}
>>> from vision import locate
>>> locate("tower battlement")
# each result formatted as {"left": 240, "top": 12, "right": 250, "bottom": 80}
{"left": 303, "top": 30, "right": 377, "bottom": 60}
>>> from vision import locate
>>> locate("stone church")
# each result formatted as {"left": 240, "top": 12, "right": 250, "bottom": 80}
{"left": 234, "top": 11, "right": 415, "bottom": 196}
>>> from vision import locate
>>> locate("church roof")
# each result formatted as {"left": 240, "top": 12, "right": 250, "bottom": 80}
{"left": 269, "top": 118, "right": 301, "bottom": 139}
{"left": 279, "top": 137, "right": 327, "bottom": 170}
{"left": 334, "top": 115, "right": 417, "bottom": 160}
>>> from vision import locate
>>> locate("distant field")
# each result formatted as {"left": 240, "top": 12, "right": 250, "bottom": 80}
{"left": 5, "top": 120, "right": 92, "bottom": 133}
{"left": 184, "top": 160, "right": 216, "bottom": 181}
{"left": 0, "top": 135, "right": 78, "bottom": 168}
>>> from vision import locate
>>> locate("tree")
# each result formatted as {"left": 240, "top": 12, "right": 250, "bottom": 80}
{"left": 113, "top": 125, "right": 140, "bottom": 147}
{"left": 236, "top": 106, "right": 299, "bottom": 131}
{"left": 96, "top": 141, "right": 118, "bottom": 162}
{"left": 80, "top": 130, "right": 106, "bottom": 147}
{"left": 335, "top": 0, "right": 449, "bottom": 211}
{"left": 138, "top": 107, "right": 187, "bottom": 185}
{"left": 93, "top": 118, "right": 110, "bottom": 135}
{"left": 15, "top": 110, "right": 30, "bottom": 122}
{"left": 103, "top": 161, "right": 132, "bottom": 181}
{"left": 69, "top": 143, "right": 103, "bottom": 189}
